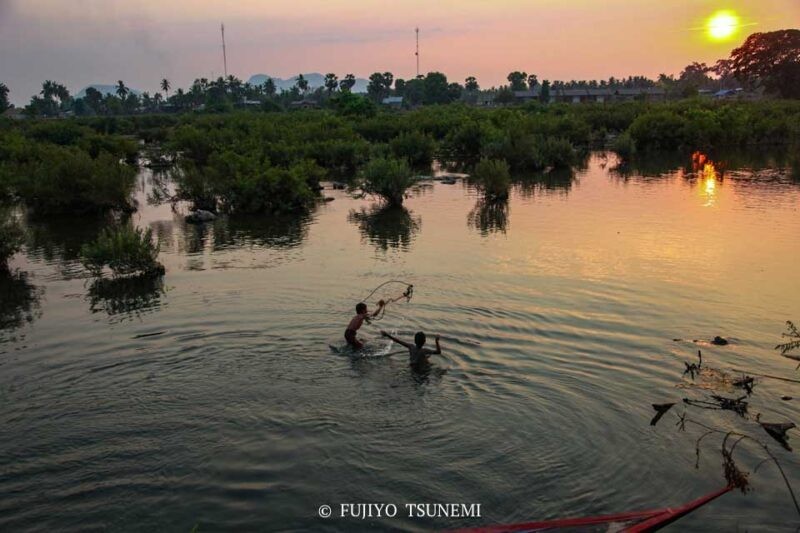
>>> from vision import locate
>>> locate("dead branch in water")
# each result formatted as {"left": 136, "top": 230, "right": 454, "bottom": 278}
{"left": 682, "top": 416, "right": 800, "bottom": 516}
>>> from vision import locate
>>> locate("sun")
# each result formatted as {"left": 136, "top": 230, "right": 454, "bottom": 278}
{"left": 707, "top": 10, "right": 740, "bottom": 41}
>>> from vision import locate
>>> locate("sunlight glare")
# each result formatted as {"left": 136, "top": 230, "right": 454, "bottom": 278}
{"left": 707, "top": 10, "right": 740, "bottom": 41}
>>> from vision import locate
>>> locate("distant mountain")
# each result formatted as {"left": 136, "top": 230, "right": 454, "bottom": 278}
{"left": 76, "top": 85, "right": 142, "bottom": 98}
{"left": 247, "top": 73, "right": 369, "bottom": 94}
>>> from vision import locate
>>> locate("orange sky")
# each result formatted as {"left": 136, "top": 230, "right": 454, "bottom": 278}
{"left": 1, "top": 0, "right": 799, "bottom": 102}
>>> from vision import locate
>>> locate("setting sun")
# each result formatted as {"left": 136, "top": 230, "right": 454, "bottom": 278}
{"left": 707, "top": 10, "right": 740, "bottom": 41}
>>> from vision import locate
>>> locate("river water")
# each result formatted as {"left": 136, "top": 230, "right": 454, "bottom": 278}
{"left": 1, "top": 151, "right": 799, "bottom": 531}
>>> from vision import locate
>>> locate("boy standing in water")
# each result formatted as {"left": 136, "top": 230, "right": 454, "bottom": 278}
{"left": 344, "top": 301, "right": 385, "bottom": 350}
{"left": 381, "top": 330, "right": 441, "bottom": 368}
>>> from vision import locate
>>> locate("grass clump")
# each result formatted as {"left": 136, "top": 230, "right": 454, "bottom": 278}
{"left": 470, "top": 158, "right": 511, "bottom": 201}
{"left": 359, "top": 156, "right": 415, "bottom": 206}
{"left": 81, "top": 225, "right": 164, "bottom": 277}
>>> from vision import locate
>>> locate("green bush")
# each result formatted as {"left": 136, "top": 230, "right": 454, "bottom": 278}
{"left": 611, "top": 132, "right": 636, "bottom": 161}
{"left": 81, "top": 225, "right": 163, "bottom": 277}
{"left": 541, "top": 137, "right": 577, "bottom": 168}
{"left": 360, "top": 156, "right": 415, "bottom": 206}
{"left": 629, "top": 110, "right": 688, "bottom": 151}
{"left": 470, "top": 158, "right": 511, "bottom": 201}
{"left": 390, "top": 130, "right": 436, "bottom": 168}
{"left": 12, "top": 148, "right": 137, "bottom": 214}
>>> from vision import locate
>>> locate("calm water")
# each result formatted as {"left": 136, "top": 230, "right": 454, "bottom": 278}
{"left": 1, "top": 152, "right": 800, "bottom": 532}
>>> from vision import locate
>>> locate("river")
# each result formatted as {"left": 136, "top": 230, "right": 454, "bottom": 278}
{"left": 1, "top": 151, "right": 799, "bottom": 531}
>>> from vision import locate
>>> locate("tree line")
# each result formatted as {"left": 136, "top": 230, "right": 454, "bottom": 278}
{"left": 1, "top": 29, "right": 798, "bottom": 118}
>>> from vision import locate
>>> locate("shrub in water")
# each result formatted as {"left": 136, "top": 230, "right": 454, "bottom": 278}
{"left": 81, "top": 225, "right": 163, "bottom": 277}
{"left": 360, "top": 156, "right": 415, "bottom": 206}
{"left": 611, "top": 132, "right": 636, "bottom": 161}
{"left": 11, "top": 147, "right": 137, "bottom": 214}
{"left": 470, "top": 158, "right": 511, "bottom": 201}
{"left": 390, "top": 131, "right": 436, "bottom": 168}
{"left": 541, "top": 137, "right": 577, "bottom": 168}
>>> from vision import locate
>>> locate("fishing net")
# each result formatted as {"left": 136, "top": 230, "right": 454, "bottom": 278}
{"left": 359, "top": 280, "right": 414, "bottom": 321}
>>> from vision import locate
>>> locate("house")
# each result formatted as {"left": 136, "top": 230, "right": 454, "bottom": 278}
{"left": 381, "top": 96, "right": 404, "bottom": 108}
{"left": 2, "top": 107, "right": 26, "bottom": 120}
{"left": 513, "top": 89, "right": 542, "bottom": 103}
{"left": 547, "top": 87, "right": 667, "bottom": 104}
{"left": 475, "top": 91, "right": 498, "bottom": 107}
{"left": 713, "top": 88, "right": 743, "bottom": 99}
{"left": 289, "top": 100, "right": 319, "bottom": 110}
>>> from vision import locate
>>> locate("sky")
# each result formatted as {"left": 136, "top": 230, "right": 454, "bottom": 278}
{"left": 1, "top": 0, "right": 799, "bottom": 105}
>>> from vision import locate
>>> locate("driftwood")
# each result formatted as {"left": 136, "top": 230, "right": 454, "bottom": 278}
{"left": 760, "top": 422, "right": 797, "bottom": 451}
{"left": 650, "top": 403, "right": 676, "bottom": 426}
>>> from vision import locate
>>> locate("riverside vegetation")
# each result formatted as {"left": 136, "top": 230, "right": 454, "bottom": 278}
{"left": 1, "top": 99, "right": 800, "bottom": 270}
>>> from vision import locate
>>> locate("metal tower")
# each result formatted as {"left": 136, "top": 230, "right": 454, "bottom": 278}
{"left": 221, "top": 23, "right": 228, "bottom": 78}
{"left": 415, "top": 27, "right": 420, "bottom": 78}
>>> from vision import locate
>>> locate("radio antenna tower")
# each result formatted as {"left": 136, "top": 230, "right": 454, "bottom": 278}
{"left": 415, "top": 27, "right": 420, "bottom": 78}
{"left": 221, "top": 23, "right": 228, "bottom": 78}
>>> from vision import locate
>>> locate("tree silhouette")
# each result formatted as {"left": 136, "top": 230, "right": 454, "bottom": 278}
{"left": 465, "top": 76, "right": 479, "bottom": 91}
{"left": 730, "top": 30, "right": 800, "bottom": 98}
{"left": 295, "top": 74, "right": 309, "bottom": 94}
{"left": 262, "top": 78, "right": 276, "bottom": 97}
{"left": 324, "top": 73, "right": 339, "bottom": 93}
{"left": 0, "top": 83, "right": 9, "bottom": 111}
{"left": 507, "top": 71, "right": 528, "bottom": 91}
{"left": 340, "top": 74, "right": 356, "bottom": 92}
{"left": 116, "top": 80, "right": 128, "bottom": 99}
{"left": 160, "top": 78, "right": 171, "bottom": 100}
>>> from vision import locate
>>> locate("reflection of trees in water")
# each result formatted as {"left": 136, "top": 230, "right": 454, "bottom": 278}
{"left": 0, "top": 270, "right": 43, "bottom": 338}
{"left": 609, "top": 148, "right": 800, "bottom": 183}
{"left": 468, "top": 198, "right": 509, "bottom": 236}
{"left": 146, "top": 170, "right": 176, "bottom": 206}
{"left": 348, "top": 205, "right": 421, "bottom": 252}
{"left": 515, "top": 168, "right": 577, "bottom": 199}
{"left": 211, "top": 212, "right": 313, "bottom": 251}
{"left": 87, "top": 274, "right": 165, "bottom": 322}
{"left": 24, "top": 213, "right": 118, "bottom": 273}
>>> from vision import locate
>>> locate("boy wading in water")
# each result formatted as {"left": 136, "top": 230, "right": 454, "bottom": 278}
{"left": 381, "top": 330, "right": 441, "bottom": 368}
{"left": 345, "top": 301, "right": 385, "bottom": 350}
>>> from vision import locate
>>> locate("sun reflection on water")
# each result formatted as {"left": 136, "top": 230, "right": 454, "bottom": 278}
{"left": 692, "top": 151, "right": 721, "bottom": 207}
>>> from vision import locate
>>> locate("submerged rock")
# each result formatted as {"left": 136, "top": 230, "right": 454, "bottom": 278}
{"left": 185, "top": 210, "right": 217, "bottom": 224}
{"left": 711, "top": 336, "right": 729, "bottom": 346}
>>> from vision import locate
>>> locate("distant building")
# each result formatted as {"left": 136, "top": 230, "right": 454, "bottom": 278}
{"left": 513, "top": 86, "right": 667, "bottom": 104}
{"left": 381, "top": 96, "right": 404, "bottom": 108}
{"left": 475, "top": 91, "right": 498, "bottom": 107}
{"left": 713, "top": 88, "right": 743, "bottom": 99}
{"left": 2, "top": 107, "right": 26, "bottom": 120}
{"left": 289, "top": 100, "right": 320, "bottom": 110}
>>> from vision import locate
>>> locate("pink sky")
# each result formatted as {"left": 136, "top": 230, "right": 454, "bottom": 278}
{"left": 2, "top": 0, "right": 799, "bottom": 103}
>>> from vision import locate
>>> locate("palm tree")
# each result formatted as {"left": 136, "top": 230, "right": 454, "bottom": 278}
{"left": 324, "top": 73, "right": 338, "bottom": 93}
{"left": 262, "top": 78, "right": 276, "bottom": 97}
{"left": 41, "top": 80, "right": 57, "bottom": 99}
{"left": 340, "top": 74, "right": 356, "bottom": 92}
{"left": 160, "top": 78, "right": 171, "bottom": 100}
{"left": 295, "top": 74, "right": 309, "bottom": 94}
{"left": 116, "top": 80, "right": 128, "bottom": 99}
